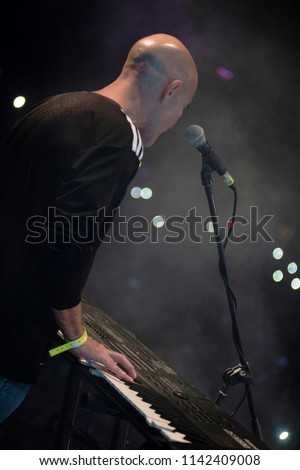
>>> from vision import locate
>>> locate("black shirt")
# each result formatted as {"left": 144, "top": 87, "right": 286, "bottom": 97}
{"left": 0, "top": 91, "right": 143, "bottom": 383}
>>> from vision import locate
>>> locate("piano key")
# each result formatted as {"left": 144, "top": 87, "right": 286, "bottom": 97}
{"left": 107, "top": 375, "right": 194, "bottom": 439}
{"left": 94, "top": 371, "right": 176, "bottom": 431}
{"left": 85, "top": 363, "right": 191, "bottom": 443}
{"left": 160, "top": 428, "right": 192, "bottom": 444}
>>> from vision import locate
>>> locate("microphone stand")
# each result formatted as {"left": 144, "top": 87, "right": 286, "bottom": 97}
{"left": 200, "top": 159, "right": 262, "bottom": 441}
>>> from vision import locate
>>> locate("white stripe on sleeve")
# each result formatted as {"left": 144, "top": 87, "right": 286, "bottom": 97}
{"left": 125, "top": 114, "right": 144, "bottom": 161}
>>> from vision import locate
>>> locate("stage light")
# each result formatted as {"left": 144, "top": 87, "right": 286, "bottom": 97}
{"left": 273, "top": 270, "right": 283, "bottom": 282}
{"left": 13, "top": 96, "right": 26, "bottom": 108}
{"left": 131, "top": 187, "right": 141, "bottom": 199}
{"left": 152, "top": 215, "right": 165, "bottom": 228}
{"left": 273, "top": 247, "right": 283, "bottom": 260}
{"left": 141, "top": 187, "right": 152, "bottom": 199}
{"left": 291, "top": 278, "right": 300, "bottom": 290}
{"left": 287, "top": 262, "right": 297, "bottom": 274}
{"left": 279, "top": 431, "right": 289, "bottom": 440}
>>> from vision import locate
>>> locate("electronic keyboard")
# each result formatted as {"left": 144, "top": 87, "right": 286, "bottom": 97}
{"left": 56, "top": 298, "right": 268, "bottom": 450}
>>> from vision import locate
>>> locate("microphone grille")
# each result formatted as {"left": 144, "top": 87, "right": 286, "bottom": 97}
{"left": 185, "top": 125, "right": 206, "bottom": 147}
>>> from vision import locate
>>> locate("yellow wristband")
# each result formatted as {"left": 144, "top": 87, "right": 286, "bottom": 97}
{"left": 49, "top": 329, "right": 88, "bottom": 357}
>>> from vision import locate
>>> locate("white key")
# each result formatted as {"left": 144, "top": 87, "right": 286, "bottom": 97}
{"left": 83, "top": 362, "right": 191, "bottom": 443}
{"left": 161, "top": 429, "right": 191, "bottom": 443}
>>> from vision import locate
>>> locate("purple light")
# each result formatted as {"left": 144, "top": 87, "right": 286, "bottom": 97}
{"left": 216, "top": 66, "right": 234, "bottom": 81}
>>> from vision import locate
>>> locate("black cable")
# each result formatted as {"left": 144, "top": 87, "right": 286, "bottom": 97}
{"left": 217, "top": 185, "right": 247, "bottom": 363}
{"left": 223, "top": 185, "right": 237, "bottom": 251}
{"left": 231, "top": 386, "right": 249, "bottom": 417}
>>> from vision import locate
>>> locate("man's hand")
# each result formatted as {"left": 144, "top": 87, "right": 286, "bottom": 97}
{"left": 70, "top": 336, "right": 137, "bottom": 382}
{"left": 52, "top": 302, "right": 137, "bottom": 382}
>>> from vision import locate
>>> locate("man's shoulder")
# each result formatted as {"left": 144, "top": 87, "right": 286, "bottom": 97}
{"left": 46, "top": 91, "right": 122, "bottom": 115}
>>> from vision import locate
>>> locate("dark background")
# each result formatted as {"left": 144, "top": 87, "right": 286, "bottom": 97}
{"left": 0, "top": 0, "right": 299, "bottom": 450}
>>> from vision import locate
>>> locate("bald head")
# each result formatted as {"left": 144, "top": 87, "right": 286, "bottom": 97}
{"left": 122, "top": 34, "right": 198, "bottom": 101}
{"left": 97, "top": 34, "right": 198, "bottom": 147}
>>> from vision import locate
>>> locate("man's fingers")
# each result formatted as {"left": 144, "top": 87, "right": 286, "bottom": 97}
{"left": 108, "top": 362, "right": 135, "bottom": 382}
{"left": 109, "top": 351, "right": 137, "bottom": 379}
{"left": 84, "top": 358, "right": 134, "bottom": 383}
{"left": 90, "top": 350, "right": 137, "bottom": 382}
{"left": 74, "top": 337, "right": 137, "bottom": 382}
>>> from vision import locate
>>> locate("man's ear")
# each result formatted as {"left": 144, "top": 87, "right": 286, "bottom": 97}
{"left": 161, "top": 79, "right": 182, "bottom": 102}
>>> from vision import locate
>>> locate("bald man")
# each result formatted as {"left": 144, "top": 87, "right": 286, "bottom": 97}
{"left": 0, "top": 34, "right": 198, "bottom": 422}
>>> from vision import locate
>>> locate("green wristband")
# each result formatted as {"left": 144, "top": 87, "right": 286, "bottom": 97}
{"left": 49, "top": 329, "right": 88, "bottom": 357}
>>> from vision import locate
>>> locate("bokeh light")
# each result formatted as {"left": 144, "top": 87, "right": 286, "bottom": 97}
{"left": 273, "top": 247, "right": 284, "bottom": 260}
{"left": 130, "top": 187, "right": 141, "bottom": 199}
{"left": 13, "top": 96, "right": 26, "bottom": 108}
{"left": 152, "top": 215, "right": 165, "bottom": 228}
{"left": 141, "top": 187, "right": 152, "bottom": 199}
{"left": 273, "top": 270, "right": 283, "bottom": 282}
{"left": 291, "top": 278, "right": 300, "bottom": 290}
{"left": 287, "top": 262, "right": 297, "bottom": 274}
{"left": 206, "top": 220, "right": 214, "bottom": 233}
{"left": 216, "top": 66, "right": 234, "bottom": 80}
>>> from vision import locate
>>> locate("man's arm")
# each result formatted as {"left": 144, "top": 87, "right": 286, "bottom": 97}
{"left": 52, "top": 302, "right": 137, "bottom": 382}
{"left": 40, "top": 146, "right": 139, "bottom": 383}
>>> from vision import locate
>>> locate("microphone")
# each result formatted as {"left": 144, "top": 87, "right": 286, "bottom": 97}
{"left": 185, "top": 125, "right": 234, "bottom": 187}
